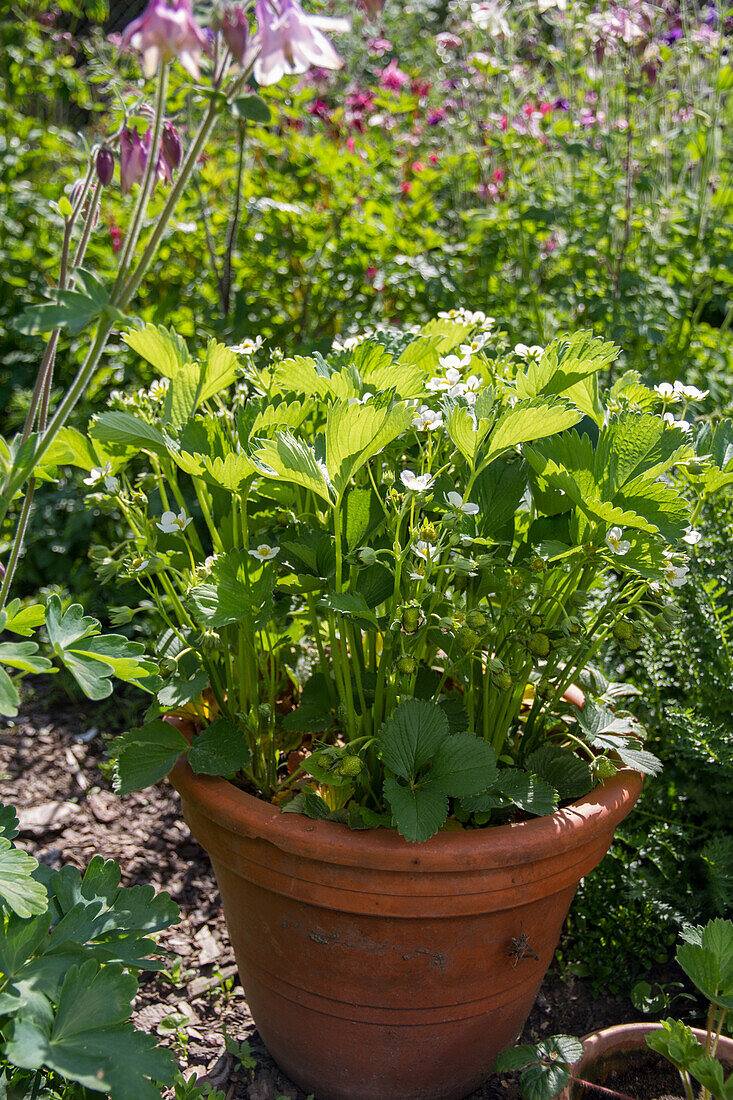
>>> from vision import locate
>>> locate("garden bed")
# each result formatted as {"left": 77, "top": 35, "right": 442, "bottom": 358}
{"left": 2, "top": 686, "right": 651, "bottom": 1100}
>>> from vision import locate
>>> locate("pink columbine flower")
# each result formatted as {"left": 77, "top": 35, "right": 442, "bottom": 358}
{"left": 121, "top": 0, "right": 209, "bottom": 78}
{"left": 380, "top": 58, "right": 409, "bottom": 91}
{"left": 253, "top": 0, "right": 349, "bottom": 86}
{"left": 220, "top": 5, "right": 251, "bottom": 63}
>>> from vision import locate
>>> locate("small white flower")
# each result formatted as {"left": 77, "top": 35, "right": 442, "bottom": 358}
{"left": 673, "top": 381, "right": 708, "bottom": 401}
{"left": 445, "top": 491, "right": 479, "bottom": 515}
{"left": 248, "top": 544, "right": 279, "bottom": 562}
{"left": 401, "top": 470, "right": 435, "bottom": 493}
{"left": 148, "top": 378, "right": 170, "bottom": 399}
{"left": 538, "top": 0, "right": 567, "bottom": 11}
{"left": 348, "top": 390, "right": 375, "bottom": 407}
{"left": 426, "top": 376, "right": 450, "bottom": 393}
{"left": 683, "top": 528, "right": 702, "bottom": 546}
{"left": 464, "top": 374, "right": 482, "bottom": 393}
{"left": 157, "top": 509, "right": 192, "bottom": 534}
{"left": 514, "top": 343, "right": 531, "bottom": 359}
{"left": 412, "top": 406, "right": 444, "bottom": 431}
{"left": 413, "top": 540, "right": 437, "bottom": 562}
{"left": 230, "top": 336, "right": 264, "bottom": 356}
{"left": 663, "top": 560, "right": 689, "bottom": 587}
{"left": 104, "top": 475, "right": 120, "bottom": 492}
{"left": 444, "top": 367, "right": 462, "bottom": 384}
{"left": 606, "top": 526, "right": 631, "bottom": 556}
{"left": 663, "top": 412, "right": 691, "bottom": 431}
{"left": 83, "top": 463, "right": 111, "bottom": 486}
{"left": 655, "top": 382, "right": 676, "bottom": 399}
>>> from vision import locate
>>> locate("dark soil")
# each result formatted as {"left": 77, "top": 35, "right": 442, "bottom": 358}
{"left": 0, "top": 690, "right": 664, "bottom": 1100}
{"left": 576, "top": 1058, "right": 686, "bottom": 1100}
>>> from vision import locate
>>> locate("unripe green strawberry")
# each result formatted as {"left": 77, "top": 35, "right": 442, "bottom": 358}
{"left": 401, "top": 604, "right": 421, "bottom": 633}
{"left": 529, "top": 632, "right": 550, "bottom": 657}
{"left": 531, "top": 556, "right": 546, "bottom": 573}
{"left": 495, "top": 671, "right": 513, "bottom": 691}
{"left": 466, "top": 609, "right": 486, "bottom": 630}
{"left": 338, "top": 755, "right": 363, "bottom": 777}
{"left": 594, "top": 756, "right": 618, "bottom": 781}
{"left": 396, "top": 654, "right": 418, "bottom": 675}
{"left": 456, "top": 627, "right": 479, "bottom": 652}
{"left": 686, "top": 460, "right": 704, "bottom": 476}
{"left": 510, "top": 572, "right": 524, "bottom": 589}
{"left": 613, "top": 621, "right": 633, "bottom": 642}
{"left": 529, "top": 614, "right": 543, "bottom": 629}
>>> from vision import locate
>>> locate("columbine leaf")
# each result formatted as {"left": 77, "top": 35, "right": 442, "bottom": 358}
{"left": 377, "top": 699, "right": 448, "bottom": 782}
{"left": 0, "top": 803, "right": 19, "bottom": 840}
{"left": 188, "top": 718, "right": 252, "bottom": 775}
{"left": 382, "top": 775, "right": 448, "bottom": 843}
{"left": 3, "top": 601, "right": 46, "bottom": 637}
{"left": 113, "top": 721, "right": 189, "bottom": 796}
{"left": 5, "top": 959, "right": 175, "bottom": 1098}
{"left": 0, "top": 666, "right": 20, "bottom": 718}
{"left": 44, "top": 594, "right": 98, "bottom": 650}
{"left": 0, "top": 842, "right": 48, "bottom": 918}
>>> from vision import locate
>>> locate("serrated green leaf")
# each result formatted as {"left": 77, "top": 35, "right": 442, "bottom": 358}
{"left": 200, "top": 339, "right": 240, "bottom": 403}
{"left": 281, "top": 791, "right": 332, "bottom": 819}
{"left": 494, "top": 1044, "right": 543, "bottom": 1073}
{"left": 383, "top": 774, "right": 448, "bottom": 843}
{"left": 377, "top": 699, "right": 448, "bottom": 782}
{"left": 494, "top": 770, "right": 558, "bottom": 815}
{"left": 156, "top": 670, "right": 209, "bottom": 709}
{"left": 325, "top": 399, "right": 412, "bottom": 501}
{"left": 188, "top": 718, "right": 251, "bottom": 775}
{"left": 525, "top": 746, "right": 593, "bottom": 800}
{"left": 113, "top": 721, "right": 188, "bottom": 796}
{"left": 123, "top": 324, "right": 188, "bottom": 377}
{"left": 272, "top": 356, "right": 330, "bottom": 398}
{"left": 251, "top": 432, "right": 332, "bottom": 503}
{"left": 430, "top": 734, "right": 498, "bottom": 797}
{"left": 188, "top": 552, "right": 274, "bottom": 629}
{"left": 483, "top": 398, "right": 583, "bottom": 469}
{"left": 519, "top": 1062, "right": 571, "bottom": 1100}
{"left": 162, "top": 360, "right": 203, "bottom": 426}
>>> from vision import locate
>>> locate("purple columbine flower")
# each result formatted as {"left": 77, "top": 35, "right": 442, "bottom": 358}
{"left": 221, "top": 5, "right": 251, "bottom": 63}
{"left": 120, "top": 127, "right": 150, "bottom": 193}
{"left": 252, "top": 0, "right": 349, "bottom": 86}
{"left": 121, "top": 0, "right": 209, "bottom": 79}
{"left": 161, "top": 121, "right": 183, "bottom": 173}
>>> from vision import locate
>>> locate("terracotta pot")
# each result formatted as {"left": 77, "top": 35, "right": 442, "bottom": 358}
{"left": 560, "top": 1022, "right": 733, "bottom": 1100}
{"left": 168, "top": 752, "right": 642, "bottom": 1100}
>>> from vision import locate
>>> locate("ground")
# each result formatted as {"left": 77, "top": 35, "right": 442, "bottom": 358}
{"left": 1, "top": 689, "right": 651, "bottom": 1100}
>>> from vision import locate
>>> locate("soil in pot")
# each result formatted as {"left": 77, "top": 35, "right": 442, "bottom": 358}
{"left": 576, "top": 1053, "right": 685, "bottom": 1100}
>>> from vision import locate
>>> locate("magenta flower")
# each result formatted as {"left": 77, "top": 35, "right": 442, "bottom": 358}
{"left": 380, "top": 59, "right": 409, "bottom": 91}
{"left": 121, "top": 0, "right": 209, "bottom": 79}
{"left": 96, "top": 147, "right": 115, "bottom": 186}
{"left": 221, "top": 6, "right": 253, "bottom": 64}
{"left": 120, "top": 128, "right": 150, "bottom": 193}
{"left": 253, "top": 0, "right": 349, "bottom": 86}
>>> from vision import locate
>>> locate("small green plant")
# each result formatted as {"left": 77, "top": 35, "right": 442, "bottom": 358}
{"left": 495, "top": 918, "right": 733, "bottom": 1100}
{"left": 0, "top": 801, "right": 179, "bottom": 1098}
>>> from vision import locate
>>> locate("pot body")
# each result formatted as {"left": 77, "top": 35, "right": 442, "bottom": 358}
{"left": 561, "top": 1023, "right": 733, "bottom": 1100}
{"left": 168, "top": 761, "right": 642, "bottom": 1100}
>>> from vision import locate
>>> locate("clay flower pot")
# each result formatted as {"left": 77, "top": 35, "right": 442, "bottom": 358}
{"left": 560, "top": 1022, "right": 733, "bottom": 1100}
{"left": 168, "top": 756, "right": 642, "bottom": 1100}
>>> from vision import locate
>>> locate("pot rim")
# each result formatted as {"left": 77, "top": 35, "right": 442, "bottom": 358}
{"left": 168, "top": 752, "right": 643, "bottom": 871}
{"left": 574, "top": 1022, "right": 733, "bottom": 1063}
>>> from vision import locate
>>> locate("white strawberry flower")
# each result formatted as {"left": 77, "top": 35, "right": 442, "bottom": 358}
{"left": 413, "top": 540, "right": 438, "bottom": 562}
{"left": 445, "top": 491, "right": 479, "bottom": 515}
{"left": 412, "top": 406, "right": 444, "bottom": 431}
{"left": 606, "top": 526, "right": 631, "bottom": 556}
{"left": 157, "top": 508, "right": 192, "bottom": 534}
{"left": 683, "top": 528, "right": 702, "bottom": 546}
{"left": 655, "top": 382, "right": 676, "bottom": 399}
{"left": 663, "top": 558, "right": 689, "bottom": 587}
{"left": 248, "top": 544, "right": 279, "bottom": 562}
{"left": 401, "top": 470, "right": 435, "bottom": 493}
{"left": 148, "top": 378, "right": 170, "bottom": 399}
{"left": 230, "top": 336, "right": 263, "bottom": 355}
{"left": 673, "top": 381, "right": 708, "bottom": 401}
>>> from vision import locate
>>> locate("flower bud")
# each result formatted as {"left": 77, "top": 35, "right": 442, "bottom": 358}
{"left": 96, "top": 147, "right": 115, "bottom": 187}
{"left": 510, "top": 572, "right": 524, "bottom": 589}
{"left": 161, "top": 121, "right": 182, "bottom": 172}
{"left": 396, "top": 654, "right": 418, "bottom": 675}
{"left": 159, "top": 657, "right": 178, "bottom": 677}
{"left": 337, "top": 755, "right": 363, "bottom": 778}
{"left": 221, "top": 5, "right": 250, "bottom": 63}
{"left": 686, "top": 460, "right": 704, "bottom": 476}
{"left": 358, "top": 546, "right": 378, "bottom": 566}
{"left": 529, "top": 632, "right": 550, "bottom": 658}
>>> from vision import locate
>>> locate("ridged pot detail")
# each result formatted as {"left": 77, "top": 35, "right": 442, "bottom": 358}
{"left": 168, "top": 754, "right": 642, "bottom": 1100}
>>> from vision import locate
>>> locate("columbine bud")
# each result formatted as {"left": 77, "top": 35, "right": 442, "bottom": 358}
{"left": 465, "top": 609, "right": 486, "bottom": 631}
{"left": 529, "top": 632, "right": 550, "bottom": 658}
{"left": 221, "top": 5, "right": 250, "bottom": 63}
{"left": 161, "top": 121, "right": 182, "bottom": 172}
{"left": 396, "top": 654, "right": 418, "bottom": 676}
{"left": 120, "top": 127, "right": 149, "bottom": 193}
{"left": 96, "top": 147, "right": 115, "bottom": 186}
{"left": 401, "top": 604, "right": 421, "bottom": 634}
{"left": 456, "top": 627, "right": 479, "bottom": 653}
{"left": 338, "top": 755, "right": 363, "bottom": 778}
